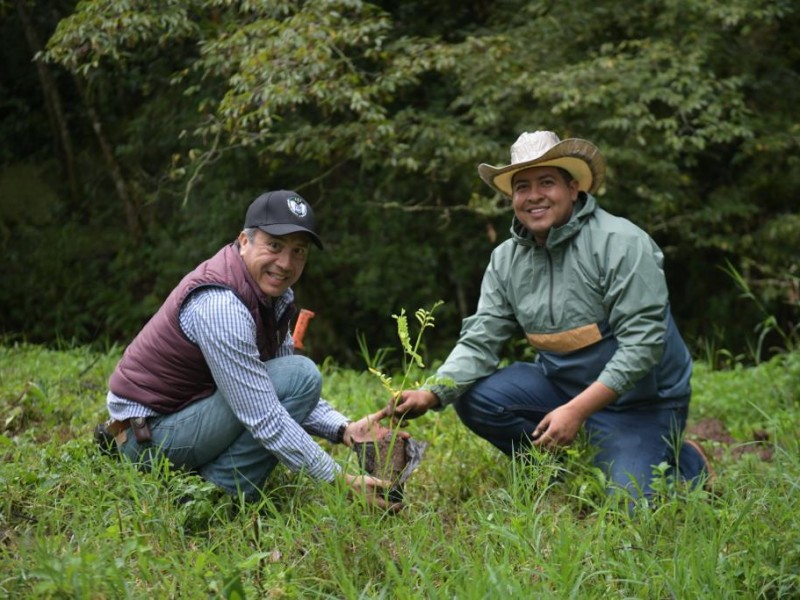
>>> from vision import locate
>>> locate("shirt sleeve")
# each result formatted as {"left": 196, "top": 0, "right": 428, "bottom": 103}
{"left": 596, "top": 233, "right": 667, "bottom": 394}
{"left": 301, "top": 399, "right": 350, "bottom": 441}
{"left": 429, "top": 250, "right": 520, "bottom": 406}
{"left": 181, "top": 288, "right": 341, "bottom": 481}
{"left": 272, "top": 295, "right": 350, "bottom": 439}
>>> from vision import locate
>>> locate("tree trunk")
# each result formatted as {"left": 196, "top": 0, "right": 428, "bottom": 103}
{"left": 16, "top": 0, "right": 80, "bottom": 201}
{"left": 74, "top": 79, "right": 143, "bottom": 241}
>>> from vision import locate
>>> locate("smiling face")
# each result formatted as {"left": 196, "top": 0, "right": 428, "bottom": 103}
{"left": 238, "top": 229, "right": 310, "bottom": 297}
{"left": 511, "top": 166, "right": 580, "bottom": 245}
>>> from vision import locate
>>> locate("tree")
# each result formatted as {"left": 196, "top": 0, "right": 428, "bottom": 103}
{"left": 1, "top": 0, "right": 796, "bottom": 363}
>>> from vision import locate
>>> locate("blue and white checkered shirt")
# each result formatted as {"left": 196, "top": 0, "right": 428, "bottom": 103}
{"left": 107, "top": 287, "right": 347, "bottom": 481}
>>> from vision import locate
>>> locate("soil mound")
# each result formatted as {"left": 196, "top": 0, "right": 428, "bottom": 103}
{"left": 352, "top": 433, "right": 427, "bottom": 502}
{"left": 686, "top": 418, "right": 773, "bottom": 462}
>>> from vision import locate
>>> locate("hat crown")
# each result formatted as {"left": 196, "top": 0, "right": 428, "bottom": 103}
{"left": 244, "top": 190, "right": 323, "bottom": 249}
{"left": 510, "top": 131, "right": 562, "bottom": 164}
{"left": 477, "top": 129, "right": 605, "bottom": 196}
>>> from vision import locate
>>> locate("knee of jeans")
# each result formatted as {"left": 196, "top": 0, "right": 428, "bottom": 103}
{"left": 298, "top": 356, "right": 323, "bottom": 396}
{"left": 453, "top": 398, "right": 470, "bottom": 427}
{"left": 453, "top": 396, "right": 475, "bottom": 427}
{"left": 453, "top": 394, "right": 500, "bottom": 431}
{"left": 282, "top": 354, "right": 322, "bottom": 397}
{"left": 454, "top": 398, "right": 490, "bottom": 436}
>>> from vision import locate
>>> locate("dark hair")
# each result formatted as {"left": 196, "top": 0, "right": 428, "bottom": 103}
{"left": 243, "top": 227, "right": 258, "bottom": 242}
{"left": 556, "top": 167, "right": 575, "bottom": 183}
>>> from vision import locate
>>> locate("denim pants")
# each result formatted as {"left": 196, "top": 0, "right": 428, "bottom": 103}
{"left": 453, "top": 362, "right": 707, "bottom": 498}
{"left": 118, "top": 355, "right": 322, "bottom": 500}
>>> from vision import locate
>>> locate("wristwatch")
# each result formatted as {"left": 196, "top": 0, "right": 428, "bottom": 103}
{"left": 336, "top": 422, "right": 350, "bottom": 444}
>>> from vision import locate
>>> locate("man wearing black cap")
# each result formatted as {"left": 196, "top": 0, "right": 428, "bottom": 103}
{"left": 100, "top": 190, "right": 401, "bottom": 509}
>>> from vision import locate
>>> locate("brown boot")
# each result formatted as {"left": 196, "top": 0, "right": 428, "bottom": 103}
{"left": 685, "top": 439, "right": 716, "bottom": 490}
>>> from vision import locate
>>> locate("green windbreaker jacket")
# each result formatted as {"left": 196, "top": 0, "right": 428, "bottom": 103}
{"left": 429, "top": 193, "right": 692, "bottom": 411}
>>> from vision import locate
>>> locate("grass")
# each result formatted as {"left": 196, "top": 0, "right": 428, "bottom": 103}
{"left": 1, "top": 343, "right": 799, "bottom": 598}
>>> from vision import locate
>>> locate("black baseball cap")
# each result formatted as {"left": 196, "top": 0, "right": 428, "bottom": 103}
{"left": 243, "top": 190, "right": 323, "bottom": 249}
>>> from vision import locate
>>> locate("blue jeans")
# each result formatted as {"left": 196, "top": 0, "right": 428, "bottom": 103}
{"left": 453, "top": 362, "right": 707, "bottom": 498}
{"left": 118, "top": 355, "right": 322, "bottom": 501}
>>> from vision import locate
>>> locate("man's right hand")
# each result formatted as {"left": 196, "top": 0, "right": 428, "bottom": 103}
{"left": 343, "top": 473, "right": 403, "bottom": 512}
{"left": 388, "top": 390, "right": 439, "bottom": 424}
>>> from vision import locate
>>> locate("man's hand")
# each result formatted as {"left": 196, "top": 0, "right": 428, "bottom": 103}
{"left": 531, "top": 404, "right": 585, "bottom": 449}
{"left": 533, "top": 382, "right": 618, "bottom": 450}
{"left": 342, "top": 407, "right": 410, "bottom": 447}
{"left": 343, "top": 473, "right": 403, "bottom": 512}
{"left": 387, "top": 390, "right": 439, "bottom": 424}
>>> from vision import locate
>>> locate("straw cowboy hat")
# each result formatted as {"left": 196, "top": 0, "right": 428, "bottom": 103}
{"left": 478, "top": 130, "right": 605, "bottom": 197}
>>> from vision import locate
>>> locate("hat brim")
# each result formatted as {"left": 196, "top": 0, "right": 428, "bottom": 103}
{"left": 258, "top": 224, "right": 324, "bottom": 249}
{"left": 478, "top": 138, "right": 605, "bottom": 197}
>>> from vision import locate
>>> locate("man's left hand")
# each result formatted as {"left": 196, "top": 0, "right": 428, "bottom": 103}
{"left": 532, "top": 382, "right": 618, "bottom": 449}
{"left": 531, "top": 404, "right": 585, "bottom": 449}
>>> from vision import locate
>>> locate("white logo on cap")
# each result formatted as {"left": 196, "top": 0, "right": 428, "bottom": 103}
{"left": 287, "top": 196, "right": 308, "bottom": 218}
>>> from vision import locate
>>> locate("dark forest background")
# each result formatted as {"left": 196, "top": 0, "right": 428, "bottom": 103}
{"left": 1, "top": 0, "right": 798, "bottom": 370}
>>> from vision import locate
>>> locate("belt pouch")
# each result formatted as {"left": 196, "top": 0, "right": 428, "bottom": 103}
{"left": 130, "top": 417, "right": 153, "bottom": 443}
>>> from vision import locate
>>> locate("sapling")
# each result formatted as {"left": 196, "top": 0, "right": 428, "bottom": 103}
{"left": 368, "top": 300, "right": 444, "bottom": 405}
{"left": 354, "top": 301, "right": 447, "bottom": 503}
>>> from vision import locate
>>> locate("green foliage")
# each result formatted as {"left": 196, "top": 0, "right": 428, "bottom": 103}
{"left": 1, "top": 344, "right": 799, "bottom": 597}
{"left": 1, "top": 0, "right": 799, "bottom": 364}
{"left": 41, "top": 0, "right": 200, "bottom": 74}
{"left": 722, "top": 260, "right": 799, "bottom": 361}
{"left": 367, "top": 300, "right": 444, "bottom": 396}
{"left": 691, "top": 351, "right": 800, "bottom": 438}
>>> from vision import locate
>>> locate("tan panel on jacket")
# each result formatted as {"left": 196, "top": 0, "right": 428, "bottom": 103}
{"left": 526, "top": 323, "right": 603, "bottom": 353}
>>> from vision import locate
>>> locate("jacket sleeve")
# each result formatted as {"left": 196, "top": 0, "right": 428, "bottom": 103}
{"left": 596, "top": 233, "right": 668, "bottom": 395}
{"left": 428, "top": 248, "right": 520, "bottom": 406}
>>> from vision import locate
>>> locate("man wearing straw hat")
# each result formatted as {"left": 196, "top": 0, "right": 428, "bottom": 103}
{"left": 391, "top": 131, "right": 713, "bottom": 499}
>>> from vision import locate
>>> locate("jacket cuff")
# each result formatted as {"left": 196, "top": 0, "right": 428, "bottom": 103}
{"left": 426, "top": 383, "right": 458, "bottom": 408}
{"left": 597, "top": 371, "right": 627, "bottom": 396}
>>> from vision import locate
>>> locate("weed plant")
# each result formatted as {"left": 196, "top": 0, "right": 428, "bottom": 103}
{"left": 1, "top": 343, "right": 799, "bottom": 598}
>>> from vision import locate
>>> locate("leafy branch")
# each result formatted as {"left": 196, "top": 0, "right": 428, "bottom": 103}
{"left": 368, "top": 300, "right": 444, "bottom": 398}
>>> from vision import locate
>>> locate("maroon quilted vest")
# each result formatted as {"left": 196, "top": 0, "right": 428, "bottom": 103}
{"left": 108, "top": 243, "right": 296, "bottom": 413}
